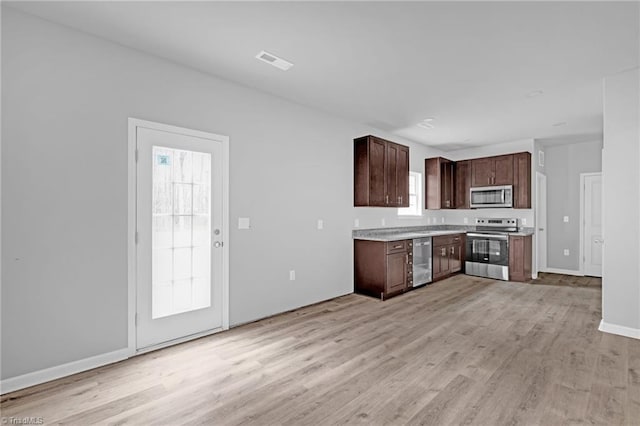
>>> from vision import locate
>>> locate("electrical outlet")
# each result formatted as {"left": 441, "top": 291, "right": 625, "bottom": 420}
{"left": 522, "top": 218, "right": 527, "bottom": 226}
{"left": 563, "top": 249, "right": 570, "bottom": 256}
{"left": 563, "top": 216, "right": 569, "bottom": 223}
{"left": 289, "top": 270, "right": 296, "bottom": 281}
{"left": 381, "top": 218, "right": 386, "bottom": 226}
{"left": 238, "top": 217, "right": 251, "bottom": 229}
{"left": 354, "top": 218, "right": 360, "bottom": 228}
{"left": 463, "top": 217, "right": 468, "bottom": 224}
{"left": 317, "top": 219, "right": 324, "bottom": 230}
{"left": 441, "top": 217, "right": 445, "bottom": 224}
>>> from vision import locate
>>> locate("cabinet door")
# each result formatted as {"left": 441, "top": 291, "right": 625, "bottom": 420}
{"left": 509, "top": 236, "right": 525, "bottom": 281}
{"left": 386, "top": 252, "right": 407, "bottom": 293}
{"left": 493, "top": 155, "right": 514, "bottom": 186}
{"left": 471, "top": 157, "right": 494, "bottom": 187}
{"left": 513, "top": 152, "right": 531, "bottom": 208}
{"left": 509, "top": 235, "right": 532, "bottom": 282}
{"left": 449, "top": 244, "right": 462, "bottom": 273}
{"left": 396, "top": 145, "right": 410, "bottom": 207}
{"left": 433, "top": 245, "right": 450, "bottom": 279}
{"left": 441, "top": 161, "right": 455, "bottom": 209}
{"left": 368, "top": 138, "right": 387, "bottom": 206}
{"left": 455, "top": 160, "right": 470, "bottom": 209}
{"left": 385, "top": 142, "right": 399, "bottom": 206}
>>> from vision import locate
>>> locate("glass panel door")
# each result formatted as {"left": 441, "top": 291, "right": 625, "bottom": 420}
{"left": 152, "top": 147, "right": 212, "bottom": 319}
{"left": 136, "top": 124, "right": 224, "bottom": 351}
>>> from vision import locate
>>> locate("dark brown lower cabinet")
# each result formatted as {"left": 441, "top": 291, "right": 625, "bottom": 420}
{"left": 354, "top": 239, "right": 413, "bottom": 300}
{"left": 432, "top": 234, "right": 465, "bottom": 281}
{"left": 509, "top": 235, "right": 532, "bottom": 282}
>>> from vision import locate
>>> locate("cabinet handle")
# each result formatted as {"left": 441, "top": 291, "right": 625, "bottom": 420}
{"left": 399, "top": 196, "right": 403, "bottom": 204}
{"left": 450, "top": 247, "right": 454, "bottom": 255}
{"left": 441, "top": 247, "right": 446, "bottom": 256}
{"left": 386, "top": 195, "right": 389, "bottom": 204}
{"left": 393, "top": 244, "right": 403, "bottom": 249}
{"left": 406, "top": 254, "right": 409, "bottom": 264}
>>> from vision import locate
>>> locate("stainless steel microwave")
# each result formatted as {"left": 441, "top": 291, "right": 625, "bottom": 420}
{"left": 469, "top": 185, "right": 513, "bottom": 208}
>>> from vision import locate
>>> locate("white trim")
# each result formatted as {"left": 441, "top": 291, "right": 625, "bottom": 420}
{"left": 541, "top": 267, "right": 584, "bottom": 276}
{"left": 221, "top": 131, "right": 230, "bottom": 330}
{"left": 0, "top": 348, "right": 129, "bottom": 395}
{"left": 127, "top": 119, "right": 137, "bottom": 356}
{"left": 535, "top": 172, "right": 547, "bottom": 275}
{"left": 599, "top": 319, "right": 640, "bottom": 340}
{"left": 127, "top": 118, "right": 230, "bottom": 355}
{"left": 136, "top": 327, "right": 224, "bottom": 355}
{"left": 579, "top": 172, "right": 602, "bottom": 277}
{"left": 398, "top": 171, "right": 423, "bottom": 217}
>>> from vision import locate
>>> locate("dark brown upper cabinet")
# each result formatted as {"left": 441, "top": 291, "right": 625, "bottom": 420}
{"left": 425, "top": 157, "right": 455, "bottom": 209}
{"left": 426, "top": 151, "right": 531, "bottom": 210}
{"left": 454, "top": 160, "right": 471, "bottom": 209}
{"left": 513, "top": 152, "right": 531, "bottom": 208}
{"left": 354, "top": 135, "right": 409, "bottom": 207}
{"left": 471, "top": 154, "right": 514, "bottom": 187}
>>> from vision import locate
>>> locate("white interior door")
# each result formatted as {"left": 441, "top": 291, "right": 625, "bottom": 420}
{"left": 583, "top": 173, "right": 603, "bottom": 277}
{"left": 536, "top": 172, "right": 547, "bottom": 272}
{"left": 135, "top": 124, "right": 225, "bottom": 350}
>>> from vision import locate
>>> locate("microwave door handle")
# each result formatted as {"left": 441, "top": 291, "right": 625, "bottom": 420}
{"left": 501, "top": 190, "right": 505, "bottom": 204}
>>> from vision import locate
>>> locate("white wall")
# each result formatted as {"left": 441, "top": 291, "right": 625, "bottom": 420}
{"left": 544, "top": 139, "right": 602, "bottom": 271}
{"left": 601, "top": 67, "right": 640, "bottom": 334}
{"left": 0, "top": 8, "right": 446, "bottom": 381}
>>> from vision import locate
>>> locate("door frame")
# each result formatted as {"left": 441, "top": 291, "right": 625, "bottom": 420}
{"left": 579, "top": 172, "right": 602, "bottom": 276}
{"left": 127, "top": 118, "right": 230, "bottom": 356}
{"left": 535, "top": 172, "right": 547, "bottom": 276}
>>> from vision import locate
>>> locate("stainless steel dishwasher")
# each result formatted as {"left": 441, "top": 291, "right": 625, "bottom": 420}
{"left": 412, "top": 237, "right": 433, "bottom": 286}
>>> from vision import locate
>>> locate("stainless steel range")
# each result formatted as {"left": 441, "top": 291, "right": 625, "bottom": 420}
{"left": 465, "top": 218, "right": 518, "bottom": 281}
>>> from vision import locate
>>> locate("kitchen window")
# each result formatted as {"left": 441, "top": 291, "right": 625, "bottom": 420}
{"left": 398, "top": 172, "right": 422, "bottom": 216}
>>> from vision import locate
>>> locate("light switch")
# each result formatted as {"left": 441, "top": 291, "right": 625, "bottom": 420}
{"left": 564, "top": 249, "right": 570, "bottom": 256}
{"left": 354, "top": 218, "right": 360, "bottom": 228}
{"left": 317, "top": 219, "right": 324, "bottom": 230}
{"left": 563, "top": 216, "right": 569, "bottom": 223}
{"left": 238, "top": 217, "right": 251, "bottom": 229}
{"left": 522, "top": 218, "right": 527, "bottom": 225}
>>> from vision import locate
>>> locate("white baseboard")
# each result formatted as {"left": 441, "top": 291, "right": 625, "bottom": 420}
{"left": 0, "top": 348, "right": 129, "bottom": 395}
{"left": 541, "top": 267, "right": 584, "bottom": 277}
{"left": 599, "top": 319, "right": 640, "bottom": 340}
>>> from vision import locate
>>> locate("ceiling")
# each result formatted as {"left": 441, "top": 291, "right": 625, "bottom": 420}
{"left": 8, "top": 1, "right": 640, "bottom": 149}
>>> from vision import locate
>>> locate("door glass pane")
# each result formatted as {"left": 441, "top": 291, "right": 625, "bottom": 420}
{"left": 152, "top": 146, "right": 212, "bottom": 319}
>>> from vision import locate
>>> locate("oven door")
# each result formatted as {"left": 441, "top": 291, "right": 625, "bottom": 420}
{"left": 465, "top": 233, "right": 509, "bottom": 266}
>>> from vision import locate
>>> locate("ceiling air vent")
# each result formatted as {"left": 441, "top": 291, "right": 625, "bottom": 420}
{"left": 255, "top": 50, "right": 294, "bottom": 71}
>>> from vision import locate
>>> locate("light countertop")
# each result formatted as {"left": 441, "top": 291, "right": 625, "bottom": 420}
{"left": 352, "top": 226, "right": 534, "bottom": 242}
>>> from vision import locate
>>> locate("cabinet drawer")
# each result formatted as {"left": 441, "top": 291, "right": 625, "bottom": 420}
{"left": 386, "top": 240, "right": 408, "bottom": 254}
{"left": 432, "top": 234, "right": 462, "bottom": 247}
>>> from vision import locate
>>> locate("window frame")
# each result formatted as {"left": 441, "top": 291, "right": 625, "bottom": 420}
{"left": 398, "top": 171, "right": 423, "bottom": 217}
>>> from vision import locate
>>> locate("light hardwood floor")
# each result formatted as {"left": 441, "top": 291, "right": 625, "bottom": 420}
{"left": 2, "top": 274, "right": 639, "bottom": 425}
